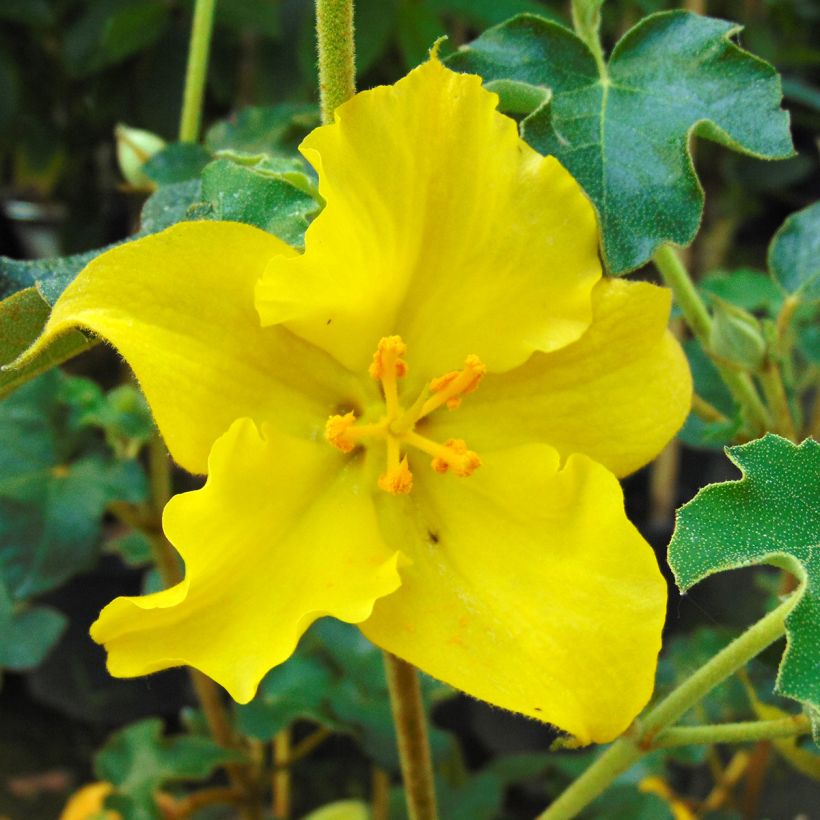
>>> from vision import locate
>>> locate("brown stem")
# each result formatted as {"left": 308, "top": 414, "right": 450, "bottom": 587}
{"left": 740, "top": 741, "right": 772, "bottom": 819}
{"left": 173, "top": 786, "right": 245, "bottom": 818}
{"left": 371, "top": 767, "right": 390, "bottom": 820}
{"left": 701, "top": 749, "right": 750, "bottom": 812}
{"left": 383, "top": 652, "right": 438, "bottom": 820}
{"left": 272, "top": 729, "right": 291, "bottom": 819}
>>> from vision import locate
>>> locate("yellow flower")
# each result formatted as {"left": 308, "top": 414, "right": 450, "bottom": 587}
{"left": 59, "top": 782, "right": 120, "bottom": 820}
{"left": 22, "top": 59, "right": 691, "bottom": 744}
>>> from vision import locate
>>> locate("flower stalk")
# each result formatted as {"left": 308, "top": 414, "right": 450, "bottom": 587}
{"left": 652, "top": 244, "right": 772, "bottom": 436}
{"left": 652, "top": 714, "right": 810, "bottom": 748}
{"left": 538, "top": 595, "right": 795, "bottom": 819}
{"left": 315, "top": 0, "right": 356, "bottom": 124}
{"left": 383, "top": 653, "right": 439, "bottom": 820}
{"left": 179, "top": 0, "right": 218, "bottom": 142}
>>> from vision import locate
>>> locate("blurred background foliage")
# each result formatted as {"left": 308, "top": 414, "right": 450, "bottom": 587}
{"left": 0, "top": 0, "right": 818, "bottom": 818}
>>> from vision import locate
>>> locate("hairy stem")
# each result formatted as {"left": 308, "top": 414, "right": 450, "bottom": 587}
{"left": 315, "top": 0, "right": 356, "bottom": 125}
{"left": 537, "top": 596, "right": 795, "bottom": 819}
{"left": 383, "top": 653, "right": 438, "bottom": 820}
{"left": 653, "top": 244, "right": 772, "bottom": 435}
{"left": 760, "top": 361, "right": 798, "bottom": 441}
{"left": 179, "top": 0, "right": 218, "bottom": 141}
{"left": 653, "top": 715, "right": 810, "bottom": 748}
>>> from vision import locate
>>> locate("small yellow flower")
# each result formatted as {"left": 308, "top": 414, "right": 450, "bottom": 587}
{"left": 59, "top": 782, "right": 120, "bottom": 820}
{"left": 23, "top": 59, "right": 691, "bottom": 744}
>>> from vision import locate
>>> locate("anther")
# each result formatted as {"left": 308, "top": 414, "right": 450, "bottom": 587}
{"left": 325, "top": 412, "right": 357, "bottom": 453}
{"left": 423, "top": 354, "right": 486, "bottom": 415}
{"left": 378, "top": 456, "right": 414, "bottom": 495}
{"left": 368, "top": 336, "right": 408, "bottom": 380}
{"left": 430, "top": 438, "right": 481, "bottom": 477}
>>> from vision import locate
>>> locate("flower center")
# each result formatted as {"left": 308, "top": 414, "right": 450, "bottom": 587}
{"left": 324, "top": 335, "right": 485, "bottom": 495}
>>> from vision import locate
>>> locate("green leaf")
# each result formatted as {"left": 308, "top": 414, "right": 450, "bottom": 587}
{"left": 139, "top": 178, "right": 204, "bottom": 233}
{"left": 668, "top": 435, "right": 820, "bottom": 737}
{"left": 0, "top": 579, "right": 66, "bottom": 671}
{"left": 142, "top": 142, "right": 212, "bottom": 186}
{"left": 60, "top": 378, "right": 154, "bottom": 455}
{"left": 0, "top": 247, "right": 113, "bottom": 304}
{"left": 95, "top": 718, "right": 245, "bottom": 820}
{"left": 199, "top": 159, "right": 319, "bottom": 248}
{"left": 235, "top": 655, "right": 334, "bottom": 739}
{"left": 63, "top": 0, "right": 169, "bottom": 78}
{"left": 205, "top": 103, "right": 319, "bottom": 158}
{"left": 768, "top": 201, "right": 820, "bottom": 301}
{"left": 105, "top": 530, "right": 154, "bottom": 568}
{"left": 447, "top": 11, "right": 794, "bottom": 273}
{"left": 0, "top": 288, "right": 92, "bottom": 400}
{"left": 0, "top": 372, "right": 148, "bottom": 598}
{"left": 700, "top": 269, "right": 784, "bottom": 316}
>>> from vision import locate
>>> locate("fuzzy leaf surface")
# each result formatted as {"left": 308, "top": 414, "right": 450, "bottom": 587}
{"left": 0, "top": 287, "right": 91, "bottom": 399}
{"left": 768, "top": 201, "right": 820, "bottom": 301}
{"left": 668, "top": 435, "right": 820, "bottom": 737}
{"left": 447, "top": 11, "right": 793, "bottom": 273}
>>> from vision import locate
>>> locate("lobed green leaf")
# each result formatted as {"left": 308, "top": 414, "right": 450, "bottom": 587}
{"left": 447, "top": 11, "right": 794, "bottom": 273}
{"left": 0, "top": 372, "right": 148, "bottom": 599}
{"left": 95, "top": 718, "right": 245, "bottom": 820}
{"left": 668, "top": 435, "right": 820, "bottom": 738}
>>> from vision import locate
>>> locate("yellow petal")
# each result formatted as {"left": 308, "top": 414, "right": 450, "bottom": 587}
{"left": 90, "top": 418, "right": 403, "bottom": 703}
{"left": 430, "top": 278, "right": 692, "bottom": 477}
{"left": 360, "top": 445, "right": 666, "bottom": 744}
{"left": 59, "top": 783, "right": 119, "bottom": 820}
{"left": 256, "top": 59, "right": 600, "bottom": 383}
{"left": 18, "top": 222, "right": 365, "bottom": 474}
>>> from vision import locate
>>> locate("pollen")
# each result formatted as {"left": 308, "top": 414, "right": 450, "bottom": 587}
{"left": 430, "top": 439, "right": 482, "bottom": 477}
{"left": 326, "top": 336, "right": 485, "bottom": 493}
{"left": 425, "top": 354, "right": 486, "bottom": 413}
{"left": 325, "top": 411, "right": 358, "bottom": 453}
{"left": 368, "top": 335, "right": 408, "bottom": 380}
{"left": 378, "top": 456, "right": 414, "bottom": 495}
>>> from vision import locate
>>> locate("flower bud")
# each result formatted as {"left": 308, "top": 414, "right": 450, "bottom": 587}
{"left": 115, "top": 124, "right": 165, "bottom": 190}
{"left": 709, "top": 298, "right": 767, "bottom": 371}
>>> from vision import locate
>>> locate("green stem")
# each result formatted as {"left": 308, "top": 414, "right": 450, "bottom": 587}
{"left": 652, "top": 244, "right": 772, "bottom": 436}
{"left": 759, "top": 362, "right": 798, "bottom": 441}
{"left": 570, "top": 0, "right": 608, "bottom": 77}
{"left": 537, "top": 595, "right": 795, "bottom": 820}
{"left": 383, "top": 653, "right": 438, "bottom": 820}
{"left": 691, "top": 393, "right": 730, "bottom": 425}
{"left": 653, "top": 715, "right": 810, "bottom": 748}
{"left": 179, "top": 0, "right": 218, "bottom": 142}
{"left": 315, "top": 0, "right": 356, "bottom": 124}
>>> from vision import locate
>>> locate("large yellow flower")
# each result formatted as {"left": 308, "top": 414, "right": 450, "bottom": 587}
{"left": 22, "top": 59, "right": 690, "bottom": 744}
